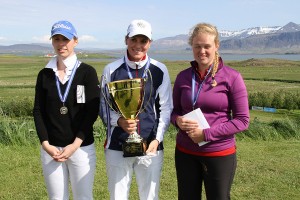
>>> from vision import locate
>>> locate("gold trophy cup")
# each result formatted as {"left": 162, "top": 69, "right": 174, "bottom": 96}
{"left": 102, "top": 77, "right": 150, "bottom": 157}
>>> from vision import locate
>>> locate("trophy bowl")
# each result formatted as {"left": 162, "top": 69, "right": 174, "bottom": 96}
{"left": 105, "top": 78, "right": 148, "bottom": 157}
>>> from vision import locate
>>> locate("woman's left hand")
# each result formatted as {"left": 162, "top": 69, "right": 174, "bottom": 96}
{"left": 53, "top": 137, "right": 82, "bottom": 162}
{"left": 53, "top": 144, "right": 78, "bottom": 162}
{"left": 186, "top": 128, "right": 205, "bottom": 143}
{"left": 146, "top": 139, "right": 159, "bottom": 155}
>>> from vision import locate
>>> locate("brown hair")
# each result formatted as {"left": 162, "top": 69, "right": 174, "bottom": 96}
{"left": 189, "top": 23, "right": 219, "bottom": 87}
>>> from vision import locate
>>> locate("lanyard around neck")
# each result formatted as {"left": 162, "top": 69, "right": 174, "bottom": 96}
{"left": 124, "top": 56, "right": 150, "bottom": 79}
{"left": 55, "top": 60, "right": 79, "bottom": 104}
{"left": 191, "top": 65, "right": 213, "bottom": 110}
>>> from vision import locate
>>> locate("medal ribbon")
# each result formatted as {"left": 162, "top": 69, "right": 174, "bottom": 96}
{"left": 192, "top": 65, "right": 213, "bottom": 110}
{"left": 55, "top": 60, "right": 79, "bottom": 105}
{"left": 124, "top": 56, "right": 150, "bottom": 79}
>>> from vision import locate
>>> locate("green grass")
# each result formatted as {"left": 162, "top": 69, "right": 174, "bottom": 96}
{"left": 0, "top": 115, "right": 299, "bottom": 199}
{"left": 245, "top": 79, "right": 300, "bottom": 93}
{"left": 232, "top": 140, "right": 300, "bottom": 200}
{"left": 0, "top": 139, "right": 299, "bottom": 200}
{"left": 249, "top": 109, "right": 299, "bottom": 122}
{"left": 227, "top": 58, "right": 300, "bottom": 82}
{"left": 1, "top": 56, "right": 300, "bottom": 99}
{"left": 1, "top": 55, "right": 300, "bottom": 199}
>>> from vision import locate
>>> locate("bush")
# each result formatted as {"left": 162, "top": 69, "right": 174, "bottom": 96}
{"left": 249, "top": 91, "right": 300, "bottom": 110}
{"left": 283, "top": 92, "right": 298, "bottom": 111}
{"left": 270, "top": 118, "right": 300, "bottom": 139}
{"left": 238, "top": 117, "right": 300, "bottom": 140}
{"left": 0, "top": 98, "right": 34, "bottom": 117}
{"left": 0, "top": 117, "right": 38, "bottom": 146}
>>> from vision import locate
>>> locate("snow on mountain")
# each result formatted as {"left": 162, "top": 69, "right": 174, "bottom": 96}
{"left": 219, "top": 26, "right": 281, "bottom": 40}
{"left": 219, "top": 22, "right": 300, "bottom": 40}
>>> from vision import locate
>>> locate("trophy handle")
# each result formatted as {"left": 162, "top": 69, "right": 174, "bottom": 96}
{"left": 100, "top": 74, "right": 120, "bottom": 114}
{"left": 137, "top": 68, "right": 153, "bottom": 115}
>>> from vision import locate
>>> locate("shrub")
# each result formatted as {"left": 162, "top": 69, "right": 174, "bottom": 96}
{"left": 271, "top": 91, "right": 284, "bottom": 108}
{"left": 0, "top": 98, "right": 34, "bottom": 117}
{"left": 238, "top": 117, "right": 300, "bottom": 140}
{"left": 249, "top": 91, "right": 300, "bottom": 110}
{"left": 0, "top": 117, "right": 38, "bottom": 146}
{"left": 270, "top": 117, "right": 300, "bottom": 139}
{"left": 283, "top": 92, "right": 298, "bottom": 111}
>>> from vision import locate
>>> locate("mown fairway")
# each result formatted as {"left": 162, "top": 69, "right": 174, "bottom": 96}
{"left": 0, "top": 54, "right": 300, "bottom": 199}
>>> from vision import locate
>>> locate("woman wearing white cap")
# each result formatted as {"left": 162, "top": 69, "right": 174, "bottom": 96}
{"left": 33, "top": 20, "right": 99, "bottom": 199}
{"left": 100, "top": 19, "right": 173, "bottom": 200}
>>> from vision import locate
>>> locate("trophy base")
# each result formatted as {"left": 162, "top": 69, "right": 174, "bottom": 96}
{"left": 122, "top": 141, "right": 147, "bottom": 157}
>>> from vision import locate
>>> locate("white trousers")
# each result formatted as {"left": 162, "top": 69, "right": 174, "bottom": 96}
{"left": 105, "top": 149, "right": 164, "bottom": 200}
{"left": 40, "top": 143, "right": 96, "bottom": 200}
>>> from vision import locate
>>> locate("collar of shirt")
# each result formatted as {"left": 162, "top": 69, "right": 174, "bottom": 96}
{"left": 190, "top": 60, "right": 209, "bottom": 81}
{"left": 125, "top": 51, "right": 148, "bottom": 69}
{"left": 45, "top": 54, "right": 80, "bottom": 84}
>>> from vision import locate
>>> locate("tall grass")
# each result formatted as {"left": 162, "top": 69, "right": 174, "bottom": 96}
{"left": 238, "top": 116, "right": 300, "bottom": 141}
{"left": 1, "top": 115, "right": 299, "bottom": 146}
{"left": 0, "top": 116, "right": 37, "bottom": 145}
{"left": 0, "top": 98, "right": 34, "bottom": 117}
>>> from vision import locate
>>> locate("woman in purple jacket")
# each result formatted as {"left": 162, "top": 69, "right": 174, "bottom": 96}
{"left": 171, "top": 23, "right": 250, "bottom": 200}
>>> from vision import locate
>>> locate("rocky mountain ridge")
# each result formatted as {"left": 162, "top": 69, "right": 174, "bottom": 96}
{"left": 151, "top": 22, "right": 300, "bottom": 54}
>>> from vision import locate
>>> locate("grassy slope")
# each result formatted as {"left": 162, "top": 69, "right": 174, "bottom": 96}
{"left": 1, "top": 56, "right": 300, "bottom": 99}
{"left": 0, "top": 139, "right": 299, "bottom": 199}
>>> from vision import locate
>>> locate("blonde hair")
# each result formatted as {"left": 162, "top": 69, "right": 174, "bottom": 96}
{"left": 189, "top": 23, "right": 219, "bottom": 87}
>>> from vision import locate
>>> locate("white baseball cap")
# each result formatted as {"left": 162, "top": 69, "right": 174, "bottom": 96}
{"left": 127, "top": 19, "right": 152, "bottom": 40}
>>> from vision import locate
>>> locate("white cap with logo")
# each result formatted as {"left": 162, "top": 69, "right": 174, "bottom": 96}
{"left": 127, "top": 19, "right": 152, "bottom": 40}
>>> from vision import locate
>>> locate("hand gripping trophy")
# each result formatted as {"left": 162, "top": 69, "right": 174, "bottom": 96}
{"left": 101, "top": 72, "right": 152, "bottom": 157}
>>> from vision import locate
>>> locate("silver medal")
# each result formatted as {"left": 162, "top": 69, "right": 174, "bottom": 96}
{"left": 60, "top": 106, "right": 68, "bottom": 114}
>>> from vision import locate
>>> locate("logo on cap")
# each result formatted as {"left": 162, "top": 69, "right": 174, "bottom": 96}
{"left": 52, "top": 23, "right": 72, "bottom": 31}
{"left": 136, "top": 22, "right": 146, "bottom": 28}
{"left": 127, "top": 19, "right": 152, "bottom": 40}
{"left": 50, "top": 20, "right": 77, "bottom": 40}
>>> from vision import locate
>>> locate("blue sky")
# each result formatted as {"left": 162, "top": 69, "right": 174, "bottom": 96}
{"left": 0, "top": 0, "right": 299, "bottom": 49}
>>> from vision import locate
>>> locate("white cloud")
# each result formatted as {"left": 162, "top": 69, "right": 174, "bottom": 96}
{"left": 0, "top": 37, "right": 10, "bottom": 45}
{"left": 32, "top": 35, "right": 51, "bottom": 43}
{"left": 30, "top": 34, "right": 100, "bottom": 48}
{"left": 0, "top": 36, "right": 7, "bottom": 41}
{"left": 79, "top": 35, "right": 98, "bottom": 43}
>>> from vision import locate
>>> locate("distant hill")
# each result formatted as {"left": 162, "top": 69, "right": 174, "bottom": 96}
{"left": 1, "top": 22, "right": 300, "bottom": 54}
{"left": 0, "top": 43, "right": 87, "bottom": 55}
{"left": 151, "top": 22, "right": 300, "bottom": 54}
{"left": 0, "top": 44, "right": 53, "bottom": 54}
{"left": 220, "top": 30, "right": 300, "bottom": 54}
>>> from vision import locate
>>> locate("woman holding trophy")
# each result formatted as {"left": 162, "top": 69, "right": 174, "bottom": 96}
{"left": 100, "top": 19, "right": 173, "bottom": 200}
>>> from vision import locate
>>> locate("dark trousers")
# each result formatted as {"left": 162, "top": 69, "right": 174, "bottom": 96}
{"left": 175, "top": 148, "right": 237, "bottom": 200}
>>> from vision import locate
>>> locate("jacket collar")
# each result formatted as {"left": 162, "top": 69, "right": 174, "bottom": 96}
{"left": 125, "top": 51, "right": 149, "bottom": 69}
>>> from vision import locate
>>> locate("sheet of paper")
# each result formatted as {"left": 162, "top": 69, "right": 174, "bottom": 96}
{"left": 183, "top": 108, "right": 210, "bottom": 146}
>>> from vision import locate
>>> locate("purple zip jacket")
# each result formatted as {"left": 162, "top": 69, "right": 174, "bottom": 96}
{"left": 171, "top": 57, "right": 250, "bottom": 153}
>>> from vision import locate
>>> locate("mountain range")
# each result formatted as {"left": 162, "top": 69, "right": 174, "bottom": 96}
{"left": 151, "top": 22, "right": 300, "bottom": 54}
{"left": 1, "top": 22, "right": 300, "bottom": 54}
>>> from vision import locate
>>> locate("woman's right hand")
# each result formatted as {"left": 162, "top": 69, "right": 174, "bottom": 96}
{"left": 117, "top": 117, "right": 138, "bottom": 135}
{"left": 42, "top": 141, "right": 60, "bottom": 158}
{"left": 176, "top": 116, "right": 199, "bottom": 131}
